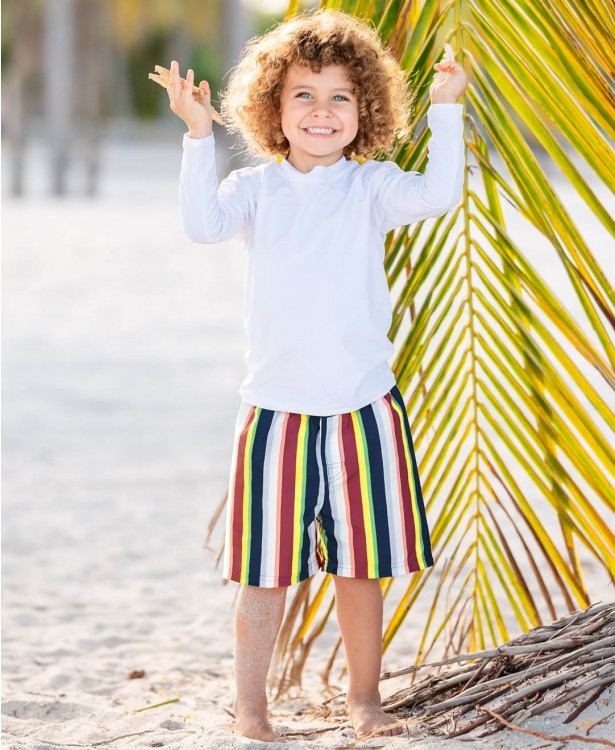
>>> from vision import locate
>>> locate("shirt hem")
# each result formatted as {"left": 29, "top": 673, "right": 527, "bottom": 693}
{"left": 238, "top": 375, "right": 397, "bottom": 416}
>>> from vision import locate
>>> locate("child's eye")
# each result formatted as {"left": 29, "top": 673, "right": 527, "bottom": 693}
{"left": 296, "top": 91, "right": 349, "bottom": 102}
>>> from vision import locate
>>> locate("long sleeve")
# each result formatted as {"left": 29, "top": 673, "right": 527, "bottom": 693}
{"left": 374, "top": 103, "right": 465, "bottom": 233}
{"left": 179, "top": 132, "right": 259, "bottom": 244}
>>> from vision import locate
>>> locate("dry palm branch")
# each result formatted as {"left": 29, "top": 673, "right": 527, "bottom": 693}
{"left": 263, "top": 0, "right": 615, "bottom": 693}
{"left": 371, "top": 601, "right": 615, "bottom": 739}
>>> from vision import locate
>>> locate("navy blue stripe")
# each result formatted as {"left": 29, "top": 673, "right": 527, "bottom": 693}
{"left": 246, "top": 408, "right": 274, "bottom": 586}
{"left": 359, "top": 401, "right": 392, "bottom": 577}
{"left": 317, "top": 416, "right": 338, "bottom": 572}
{"left": 299, "top": 415, "right": 321, "bottom": 581}
{"left": 391, "top": 385, "right": 434, "bottom": 567}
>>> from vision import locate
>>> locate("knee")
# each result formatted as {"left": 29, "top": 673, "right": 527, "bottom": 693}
{"left": 240, "top": 583, "right": 288, "bottom": 597}
{"left": 237, "top": 584, "right": 289, "bottom": 612}
{"left": 332, "top": 575, "right": 382, "bottom": 591}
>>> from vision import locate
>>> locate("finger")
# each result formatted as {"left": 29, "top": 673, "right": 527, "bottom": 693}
{"left": 183, "top": 68, "right": 195, "bottom": 99}
{"left": 169, "top": 60, "right": 181, "bottom": 102}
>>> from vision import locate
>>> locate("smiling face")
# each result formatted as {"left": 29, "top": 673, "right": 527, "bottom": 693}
{"left": 279, "top": 63, "right": 360, "bottom": 173}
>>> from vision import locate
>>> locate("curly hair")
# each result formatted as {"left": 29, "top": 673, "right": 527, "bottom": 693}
{"left": 219, "top": 9, "right": 415, "bottom": 160}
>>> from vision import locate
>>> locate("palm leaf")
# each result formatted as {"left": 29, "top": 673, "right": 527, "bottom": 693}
{"left": 272, "top": 0, "right": 615, "bottom": 693}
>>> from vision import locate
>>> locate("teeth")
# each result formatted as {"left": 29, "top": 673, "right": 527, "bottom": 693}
{"left": 306, "top": 127, "right": 334, "bottom": 134}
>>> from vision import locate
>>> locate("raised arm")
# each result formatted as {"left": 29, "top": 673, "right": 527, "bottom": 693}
{"left": 374, "top": 103, "right": 465, "bottom": 233}
{"left": 166, "top": 60, "right": 257, "bottom": 244}
{"left": 179, "top": 132, "right": 257, "bottom": 244}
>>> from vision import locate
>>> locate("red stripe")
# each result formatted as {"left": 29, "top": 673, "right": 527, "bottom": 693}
{"left": 277, "top": 413, "right": 301, "bottom": 586}
{"left": 340, "top": 412, "right": 368, "bottom": 576}
{"left": 388, "top": 394, "right": 418, "bottom": 569}
{"left": 274, "top": 414, "right": 287, "bottom": 586}
{"left": 230, "top": 407, "right": 256, "bottom": 581}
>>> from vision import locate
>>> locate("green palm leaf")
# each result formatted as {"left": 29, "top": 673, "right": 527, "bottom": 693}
{"left": 272, "top": 0, "right": 614, "bottom": 693}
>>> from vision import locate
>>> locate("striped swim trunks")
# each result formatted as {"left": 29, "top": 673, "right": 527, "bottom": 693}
{"left": 222, "top": 384, "right": 434, "bottom": 587}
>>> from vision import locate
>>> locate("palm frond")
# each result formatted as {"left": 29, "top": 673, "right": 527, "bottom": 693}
{"left": 272, "top": 0, "right": 615, "bottom": 693}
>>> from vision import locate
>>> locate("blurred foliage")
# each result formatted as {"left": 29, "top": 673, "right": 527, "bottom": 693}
{"left": 111, "top": 0, "right": 220, "bottom": 119}
{"left": 0, "top": 0, "right": 542, "bottom": 134}
{"left": 0, "top": 0, "right": 293, "bottom": 121}
{"left": 109, "top": 0, "right": 222, "bottom": 50}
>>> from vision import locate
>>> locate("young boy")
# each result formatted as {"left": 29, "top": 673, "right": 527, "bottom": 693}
{"left": 168, "top": 8, "right": 468, "bottom": 742}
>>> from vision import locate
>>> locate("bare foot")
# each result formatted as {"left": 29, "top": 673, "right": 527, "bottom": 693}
{"left": 234, "top": 712, "right": 285, "bottom": 743}
{"left": 348, "top": 700, "right": 405, "bottom": 738}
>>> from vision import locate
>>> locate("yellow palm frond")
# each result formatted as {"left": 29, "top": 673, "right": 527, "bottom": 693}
{"left": 273, "top": 0, "right": 615, "bottom": 693}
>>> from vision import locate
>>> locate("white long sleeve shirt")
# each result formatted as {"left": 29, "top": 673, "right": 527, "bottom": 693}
{"left": 179, "top": 102, "right": 464, "bottom": 416}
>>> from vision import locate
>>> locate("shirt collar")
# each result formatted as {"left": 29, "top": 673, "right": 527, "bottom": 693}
{"left": 278, "top": 154, "right": 349, "bottom": 179}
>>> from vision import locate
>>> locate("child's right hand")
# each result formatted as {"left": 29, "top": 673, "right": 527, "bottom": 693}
{"left": 167, "top": 60, "right": 213, "bottom": 139}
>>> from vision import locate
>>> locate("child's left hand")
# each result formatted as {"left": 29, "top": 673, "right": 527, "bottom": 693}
{"left": 430, "top": 61, "right": 469, "bottom": 104}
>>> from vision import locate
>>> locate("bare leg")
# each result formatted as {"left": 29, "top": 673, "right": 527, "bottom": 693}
{"left": 233, "top": 584, "right": 288, "bottom": 742}
{"left": 333, "top": 576, "right": 404, "bottom": 738}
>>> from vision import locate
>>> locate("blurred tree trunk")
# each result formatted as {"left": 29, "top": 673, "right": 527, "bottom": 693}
{"left": 223, "top": 0, "right": 250, "bottom": 68}
{"left": 219, "top": 0, "right": 253, "bottom": 172}
{"left": 44, "top": 0, "right": 75, "bottom": 195}
{"left": 5, "top": 3, "right": 38, "bottom": 196}
{"left": 75, "top": 0, "right": 105, "bottom": 195}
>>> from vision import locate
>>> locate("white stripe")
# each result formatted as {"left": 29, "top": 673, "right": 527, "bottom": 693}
{"left": 324, "top": 413, "right": 353, "bottom": 574}
{"left": 372, "top": 396, "right": 406, "bottom": 571}
{"left": 260, "top": 409, "right": 285, "bottom": 583}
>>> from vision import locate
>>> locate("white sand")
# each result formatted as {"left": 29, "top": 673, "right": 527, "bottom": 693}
{"left": 3, "top": 137, "right": 614, "bottom": 749}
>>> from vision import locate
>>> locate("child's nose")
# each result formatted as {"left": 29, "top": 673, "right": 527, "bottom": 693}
{"left": 311, "top": 99, "right": 333, "bottom": 115}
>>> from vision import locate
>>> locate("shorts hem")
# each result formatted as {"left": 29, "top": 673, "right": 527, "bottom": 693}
{"left": 325, "top": 559, "right": 434, "bottom": 578}
{"left": 222, "top": 561, "right": 321, "bottom": 588}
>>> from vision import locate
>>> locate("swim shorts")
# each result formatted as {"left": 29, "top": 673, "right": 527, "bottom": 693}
{"left": 222, "top": 384, "right": 434, "bottom": 587}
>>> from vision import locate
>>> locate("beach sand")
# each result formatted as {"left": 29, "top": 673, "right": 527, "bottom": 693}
{"left": 2, "top": 137, "right": 614, "bottom": 749}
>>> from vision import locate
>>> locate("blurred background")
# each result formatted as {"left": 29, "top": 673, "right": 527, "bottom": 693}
{"left": 2, "top": 0, "right": 322, "bottom": 195}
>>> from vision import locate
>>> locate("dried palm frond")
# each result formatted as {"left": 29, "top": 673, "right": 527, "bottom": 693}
{"left": 277, "top": 603, "right": 615, "bottom": 746}
{"left": 266, "top": 0, "right": 615, "bottom": 689}
{"left": 380, "top": 602, "right": 615, "bottom": 736}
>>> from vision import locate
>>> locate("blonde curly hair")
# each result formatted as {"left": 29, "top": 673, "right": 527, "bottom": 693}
{"left": 219, "top": 8, "right": 415, "bottom": 160}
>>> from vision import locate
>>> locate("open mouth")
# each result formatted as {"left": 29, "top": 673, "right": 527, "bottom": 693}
{"left": 303, "top": 127, "right": 337, "bottom": 137}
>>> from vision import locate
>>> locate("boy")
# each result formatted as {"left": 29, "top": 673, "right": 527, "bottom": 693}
{"left": 168, "top": 9, "right": 467, "bottom": 741}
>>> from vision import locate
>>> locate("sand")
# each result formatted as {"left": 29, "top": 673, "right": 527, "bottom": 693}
{"left": 3, "top": 135, "right": 614, "bottom": 749}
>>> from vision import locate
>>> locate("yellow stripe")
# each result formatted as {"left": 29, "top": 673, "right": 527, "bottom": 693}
{"left": 240, "top": 408, "right": 259, "bottom": 583}
{"left": 351, "top": 411, "right": 377, "bottom": 577}
{"left": 292, "top": 415, "right": 309, "bottom": 583}
{"left": 390, "top": 398, "right": 424, "bottom": 566}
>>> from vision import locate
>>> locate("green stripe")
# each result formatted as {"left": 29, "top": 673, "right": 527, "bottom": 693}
{"left": 241, "top": 407, "right": 259, "bottom": 584}
{"left": 297, "top": 415, "right": 311, "bottom": 583}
